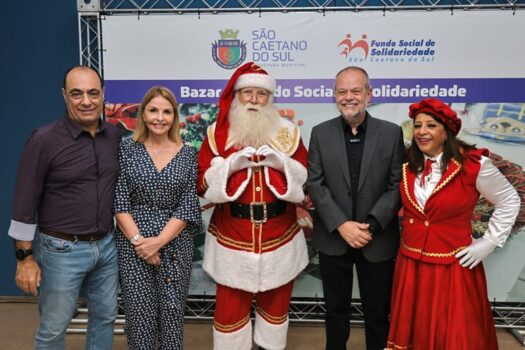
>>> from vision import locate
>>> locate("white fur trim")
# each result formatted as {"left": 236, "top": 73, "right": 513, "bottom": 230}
{"left": 213, "top": 320, "right": 252, "bottom": 350}
{"left": 254, "top": 312, "right": 289, "bottom": 350}
{"left": 204, "top": 155, "right": 252, "bottom": 204}
{"left": 234, "top": 73, "right": 276, "bottom": 93}
{"left": 203, "top": 229, "right": 308, "bottom": 293}
{"left": 265, "top": 156, "right": 307, "bottom": 203}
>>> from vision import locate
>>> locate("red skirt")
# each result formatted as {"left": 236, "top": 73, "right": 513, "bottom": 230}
{"left": 387, "top": 252, "right": 498, "bottom": 350}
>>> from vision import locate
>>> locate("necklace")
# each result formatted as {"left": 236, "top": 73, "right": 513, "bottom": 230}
{"left": 145, "top": 142, "right": 171, "bottom": 156}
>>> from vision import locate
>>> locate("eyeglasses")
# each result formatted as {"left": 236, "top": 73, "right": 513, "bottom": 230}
{"left": 239, "top": 88, "right": 269, "bottom": 101}
{"left": 67, "top": 89, "right": 103, "bottom": 100}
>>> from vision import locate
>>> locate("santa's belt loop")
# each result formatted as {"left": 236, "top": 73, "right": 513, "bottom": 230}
{"left": 229, "top": 200, "right": 287, "bottom": 223}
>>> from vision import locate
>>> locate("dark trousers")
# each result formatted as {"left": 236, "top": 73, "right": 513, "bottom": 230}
{"left": 319, "top": 248, "right": 394, "bottom": 350}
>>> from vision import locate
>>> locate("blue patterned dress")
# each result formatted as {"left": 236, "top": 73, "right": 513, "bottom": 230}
{"left": 113, "top": 138, "right": 202, "bottom": 350}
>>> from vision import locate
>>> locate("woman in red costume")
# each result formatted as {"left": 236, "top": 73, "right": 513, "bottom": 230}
{"left": 387, "top": 98, "right": 520, "bottom": 350}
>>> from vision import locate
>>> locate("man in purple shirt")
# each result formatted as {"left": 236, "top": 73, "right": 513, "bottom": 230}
{"left": 8, "top": 66, "right": 121, "bottom": 349}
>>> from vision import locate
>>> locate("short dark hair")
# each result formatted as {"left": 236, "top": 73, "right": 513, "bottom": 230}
{"left": 63, "top": 65, "right": 103, "bottom": 89}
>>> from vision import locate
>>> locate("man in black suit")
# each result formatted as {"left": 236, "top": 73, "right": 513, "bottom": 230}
{"left": 307, "top": 66, "right": 404, "bottom": 350}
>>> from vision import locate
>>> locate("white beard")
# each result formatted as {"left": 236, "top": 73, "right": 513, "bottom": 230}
{"left": 228, "top": 96, "right": 281, "bottom": 149}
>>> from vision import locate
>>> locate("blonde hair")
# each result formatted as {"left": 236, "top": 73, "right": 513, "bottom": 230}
{"left": 132, "top": 86, "right": 182, "bottom": 144}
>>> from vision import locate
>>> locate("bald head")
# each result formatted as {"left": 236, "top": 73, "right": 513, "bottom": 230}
{"left": 63, "top": 65, "right": 103, "bottom": 90}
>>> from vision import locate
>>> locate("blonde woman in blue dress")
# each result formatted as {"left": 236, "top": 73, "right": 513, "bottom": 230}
{"left": 113, "top": 86, "right": 201, "bottom": 349}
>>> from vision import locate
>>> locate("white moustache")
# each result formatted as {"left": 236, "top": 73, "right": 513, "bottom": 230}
{"left": 245, "top": 103, "right": 261, "bottom": 112}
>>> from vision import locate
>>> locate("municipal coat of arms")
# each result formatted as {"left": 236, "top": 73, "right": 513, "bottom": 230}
{"left": 212, "top": 29, "right": 247, "bottom": 69}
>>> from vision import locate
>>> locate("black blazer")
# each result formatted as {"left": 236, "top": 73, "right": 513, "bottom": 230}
{"left": 306, "top": 113, "right": 404, "bottom": 262}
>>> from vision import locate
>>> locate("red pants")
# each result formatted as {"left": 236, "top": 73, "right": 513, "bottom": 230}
{"left": 213, "top": 281, "right": 294, "bottom": 350}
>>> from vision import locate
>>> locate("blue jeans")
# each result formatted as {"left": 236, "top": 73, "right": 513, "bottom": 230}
{"left": 35, "top": 232, "right": 118, "bottom": 350}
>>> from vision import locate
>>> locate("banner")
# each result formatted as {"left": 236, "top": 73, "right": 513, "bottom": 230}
{"left": 102, "top": 10, "right": 525, "bottom": 300}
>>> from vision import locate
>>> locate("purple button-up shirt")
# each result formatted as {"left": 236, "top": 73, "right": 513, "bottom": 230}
{"left": 8, "top": 114, "right": 121, "bottom": 240}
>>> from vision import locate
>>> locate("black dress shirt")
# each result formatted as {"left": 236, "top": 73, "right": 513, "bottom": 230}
{"left": 342, "top": 115, "right": 381, "bottom": 234}
{"left": 9, "top": 114, "right": 121, "bottom": 240}
{"left": 343, "top": 116, "right": 367, "bottom": 218}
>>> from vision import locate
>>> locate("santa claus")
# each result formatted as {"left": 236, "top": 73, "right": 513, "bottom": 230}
{"left": 197, "top": 62, "right": 309, "bottom": 350}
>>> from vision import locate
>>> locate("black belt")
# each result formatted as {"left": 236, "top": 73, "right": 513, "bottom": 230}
{"left": 41, "top": 230, "right": 108, "bottom": 242}
{"left": 229, "top": 200, "right": 287, "bottom": 223}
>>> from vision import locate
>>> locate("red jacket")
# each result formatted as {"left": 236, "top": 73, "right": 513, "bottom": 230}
{"left": 399, "top": 149, "right": 487, "bottom": 264}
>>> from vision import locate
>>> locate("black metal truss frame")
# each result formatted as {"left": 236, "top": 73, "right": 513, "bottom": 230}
{"left": 69, "top": 298, "right": 525, "bottom": 337}
{"left": 78, "top": 0, "right": 524, "bottom": 74}
{"left": 87, "top": 0, "right": 525, "bottom": 12}
{"left": 184, "top": 297, "right": 525, "bottom": 327}
{"left": 79, "top": 14, "right": 104, "bottom": 76}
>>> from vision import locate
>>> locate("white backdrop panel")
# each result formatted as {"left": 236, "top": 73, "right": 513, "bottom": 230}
{"left": 102, "top": 10, "right": 525, "bottom": 300}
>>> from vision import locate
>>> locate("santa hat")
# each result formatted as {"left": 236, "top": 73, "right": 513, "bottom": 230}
{"left": 409, "top": 98, "right": 462, "bottom": 136}
{"left": 215, "top": 62, "right": 276, "bottom": 156}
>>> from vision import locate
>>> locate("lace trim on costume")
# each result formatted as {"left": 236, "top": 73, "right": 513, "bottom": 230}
{"left": 214, "top": 314, "right": 251, "bottom": 332}
{"left": 256, "top": 306, "right": 288, "bottom": 325}
{"left": 401, "top": 238, "right": 466, "bottom": 258}
{"left": 402, "top": 160, "right": 462, "bottom": 215}
{"left": 208, "top": 222, "right": 300, "bottom": 252}
{"left": 431, "top": 159, "right": 461, "bottom": 196}
{"left": 402, "top": 163, "right": 425, "bottom": 215}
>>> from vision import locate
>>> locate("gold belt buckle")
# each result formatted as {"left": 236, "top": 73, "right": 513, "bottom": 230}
{"left": 249, "top": 202, "right": 267, "bottom": 224}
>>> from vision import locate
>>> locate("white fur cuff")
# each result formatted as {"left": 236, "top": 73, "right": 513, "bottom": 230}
{"left": 265, "top": 157, "right": 307, "bottom": 203}
{"left": 214, "top": 321, "right": 253, "bottom": 350}
{"left": 204, "top": 155, "right": 252, "bottom": 204}
{"left": 254, "top": 312, "right": 289, "bottom": 350}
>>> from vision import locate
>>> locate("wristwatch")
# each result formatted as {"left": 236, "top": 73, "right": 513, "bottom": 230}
{"left": 15, "top": 249, "right": 33, "bottom": 261}
{"left": 130, "top": 234, "right": 142, "bottom": 244}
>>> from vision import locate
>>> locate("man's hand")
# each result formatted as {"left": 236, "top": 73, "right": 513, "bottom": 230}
{"left": 229, "top": 147, "right": 257, "bottom": 175}
{"left": 337, "top": 221, "right": 372, "bottom": 248}
{"left": 455, "top": 238, "right": 497, "bottom": 269}
{"left": 256, "top": 145, "right": 285, "bottom": 171}
{"left": 15, "top": 257, "right": 41, "bottom": 296}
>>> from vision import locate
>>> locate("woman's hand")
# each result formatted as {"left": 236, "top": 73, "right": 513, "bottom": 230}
{"left": 455, "top": 238, "right": 496, "bottom": 269}
{"left": 134, "top": 236, "right": 164, "bottom": 261}
{"left": 144, "top": 254, "right": 161, "bottom": 266}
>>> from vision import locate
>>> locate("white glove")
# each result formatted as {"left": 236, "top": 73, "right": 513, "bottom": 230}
{"left": 455, "top": 238, "right": 497, "bottom": 269}
{"left": 256, "top": 145, "right": 285, "bottom": 172}
{"left": 228, "top": 147, "right": 256, "bottom": 176}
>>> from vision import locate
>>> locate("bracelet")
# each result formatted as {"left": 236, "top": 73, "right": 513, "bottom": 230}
{"left": 130, "top": 233, "right": 142, "bottom": 244}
